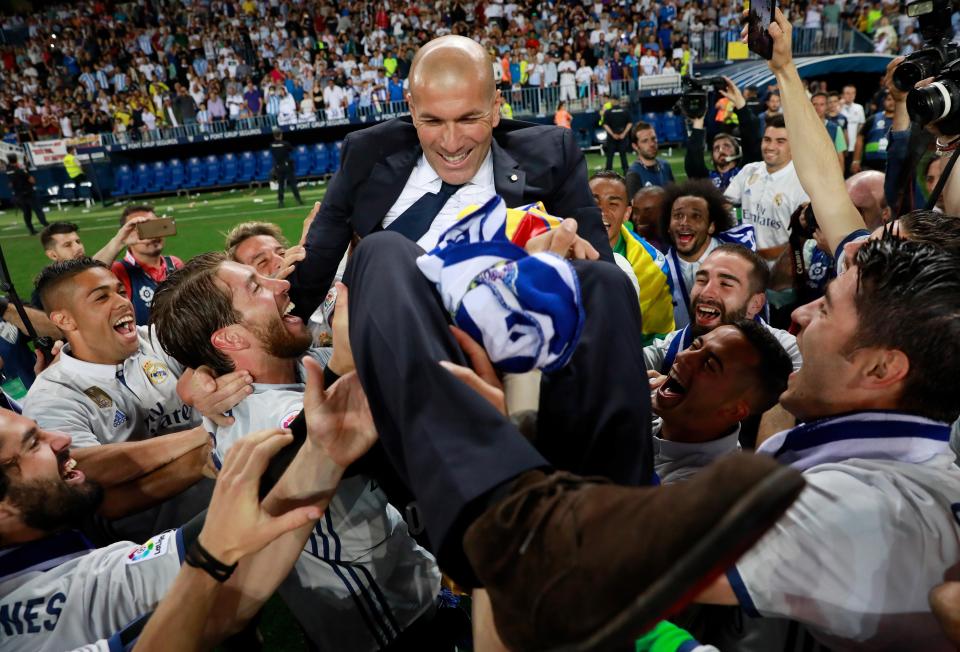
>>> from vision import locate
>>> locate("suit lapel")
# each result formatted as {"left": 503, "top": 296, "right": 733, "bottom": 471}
{"left": 352, "top": 144, "right": 422, "bottom": 237}
{"left": 492, "top": 140, "right": 525, "bottom": 208}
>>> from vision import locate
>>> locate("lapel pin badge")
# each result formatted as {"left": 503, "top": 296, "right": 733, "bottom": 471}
{"left": 509, "top": 174, "right": 518, "bottom": 182}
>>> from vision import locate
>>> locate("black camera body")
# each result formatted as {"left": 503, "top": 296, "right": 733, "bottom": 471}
{"left": 900, "top": 0, "right": 960, "bottom": 133}
{"left": 907, "top": 58, "right": 960, "bottom": 134}
{"left": 675, "top": 75, "right": 728, "bottom": 119}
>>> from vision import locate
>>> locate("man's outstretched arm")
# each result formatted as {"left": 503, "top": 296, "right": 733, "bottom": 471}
{"left": 767, "top": 8, "right": 866, "bottom": 255}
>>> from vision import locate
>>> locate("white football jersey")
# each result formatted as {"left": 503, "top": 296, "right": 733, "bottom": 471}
{"left": 0, "top": 529, "right": 183, "bottom": 652}
{"left": 205, "top": 357, "right": 440, "bottom": 651}
{"left": 23, "top": 326, "right": 199, "bottom": 448}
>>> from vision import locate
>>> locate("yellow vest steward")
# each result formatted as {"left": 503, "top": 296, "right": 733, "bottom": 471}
{"left": 63, "top": 153, "right": 83, "bottom": 179}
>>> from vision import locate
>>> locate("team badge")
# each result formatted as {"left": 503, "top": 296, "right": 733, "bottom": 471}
{"left": 139, "top": 286, "right": 155, "bottom": 305}
{"left": 113, "top": 409, "right": 128, "bottom": 428}
{"left": 143, "top": 360, "right": 170, "bottom": 386}
{"left": 773, "top": 193, "right": 784, "bottom": 207}
{"left": 83, "top": 386, "right": 113, "bottom": 409}
{"left": 280, "top": 410, "right": 300, "bottom": 429}
{"left": 126, "top": 530, "right": 174, "bottom": 565}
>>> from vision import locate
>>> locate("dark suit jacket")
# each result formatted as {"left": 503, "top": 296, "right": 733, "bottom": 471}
{"left": 290, "top": 117, "right": 612, "bottom": 319}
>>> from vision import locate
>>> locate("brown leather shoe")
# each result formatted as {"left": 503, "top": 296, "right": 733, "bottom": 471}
{"left": 462, "top": 453, "right": 805, "bottom": 652}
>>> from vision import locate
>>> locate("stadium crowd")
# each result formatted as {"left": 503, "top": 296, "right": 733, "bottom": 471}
{"left": 3, "top": 4, "right": 960, "bottom": 652}
{"left": 2, "top": 0, "right": 955, "bottom": 143}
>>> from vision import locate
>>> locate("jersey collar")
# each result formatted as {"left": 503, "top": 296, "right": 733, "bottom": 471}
{"left": 0, "top": 530, "right": 94, "bottom": 585}
{"left": 58, "top": 342, "right": 140, "bottom": 382}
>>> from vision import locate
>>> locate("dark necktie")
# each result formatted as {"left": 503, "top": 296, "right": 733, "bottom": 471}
{"left": 386, "top": 181, "right": 463, "bottom": 242}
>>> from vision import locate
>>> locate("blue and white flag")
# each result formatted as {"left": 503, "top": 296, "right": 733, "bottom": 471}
{"left": 417, "top": 196, "right": 584, "bottom": 373}
{"left": 715, "top": 223, "right": 758, "bottom": 250}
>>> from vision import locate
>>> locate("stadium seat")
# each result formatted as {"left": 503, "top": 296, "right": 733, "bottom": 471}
{"left": 204, "top": 155, "right": 221, "bottom": 187}
{"left": 221, "top": 153, "right": 239, "bottom": 185}
{"left": 325, "top": 141, "right": 342, "bottom": 173}
{"left": 662, "top": 114, "right": 687, "bottom": 144}
{"left": 310, "top": 144, "right": 329, "bottom": 175}
{"left": 183, "top": 156, "right": 205, "bottom": 189}
{"left": 236, "top": 151, "right": 257, "bottom": 183}
{"left": 255, "top": 150, "right": 274, "bottom": 181}
{"left": 167, "top": 158, "right": 185, "bottom": 191}
{"left": 113, "top": 164, "right": 133, "bottom": 196}
{"left": 149, "top": 161, "right": 167, "bottom": 193}
{"left": 129, "top": 163, "right": 150, "bottom": 195}
{"left": 294, "top": 145, "right": 310, "bottom": 176}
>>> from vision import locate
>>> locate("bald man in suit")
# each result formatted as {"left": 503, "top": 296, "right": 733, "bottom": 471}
{"left": 289, "top": 35, "right": 611, "bottom": 319}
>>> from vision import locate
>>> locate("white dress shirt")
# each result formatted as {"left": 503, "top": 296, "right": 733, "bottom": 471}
{"left": 382, "top": 150, "right": 496, "bottom": 251}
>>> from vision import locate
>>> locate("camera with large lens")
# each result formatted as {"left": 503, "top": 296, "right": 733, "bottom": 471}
{"left": 893, "top": 0, "right": 960, "bottom": 92}
{"left": 674, "top": 75, "right": 728, "bottom": 119}
{"left": 907, "top": 58, "right": 960, "bottom": 134}
{"left": 897, "top": 0, "right": 960, "bottom": 133}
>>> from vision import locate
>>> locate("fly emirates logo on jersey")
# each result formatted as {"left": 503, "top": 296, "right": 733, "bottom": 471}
{"left": 143, "top": 401, "right": 194, "bottom": 436}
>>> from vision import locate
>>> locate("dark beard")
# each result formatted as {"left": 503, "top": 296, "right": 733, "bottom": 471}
{"left": 7, "top": 477, "right": 103, "bottom": 534}
{"left": 252, "top": 317, "right": 313, "bottom": 360}
{"left": 689, "top": 299, "right": 748, "bottom": 338}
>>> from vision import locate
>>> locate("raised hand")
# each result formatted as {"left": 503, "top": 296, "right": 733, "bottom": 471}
{"left": 198, "top": 428, "right": 323, "bottom": 565}
{"left": 301, "top": 356, "right": 376, "bottom": 469}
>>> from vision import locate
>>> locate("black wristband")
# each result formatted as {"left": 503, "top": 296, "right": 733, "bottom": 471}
{"left": 0, "top": 295, "right": 9, "bottom": 317}
{"left": 184, "top": 539, "right": 238, "bottom": 582}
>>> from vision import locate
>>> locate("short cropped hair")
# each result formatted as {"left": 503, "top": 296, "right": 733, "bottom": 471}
{"left": 631, "top": 120, "right": 655, "bottom": 142}
{"left": 852, "top": 238, "right": 960, "bottom": 422}
{"left": 731, "top": 319, "right": 793, "bottom": 414}
{"left": 224, "top": 221, "right": 288, "bottom": 260}
{"left": 39, "top": 222, "right": 79, "bottom": 250}
{"left": 710, "top": 243, "right": 771, "bottom": 295}
{"left": 588, "top": 170, "right": 629, "bottom": 197}
{"left": 120, "top": 204, "right": 155, "bottom": 225}
{"left": 150, "top": 252, "right": 240, "bottom": 376}
{"left": 34, "top": 257, "right": 109, "bottom": 313}
{"left": 764, "top": 113, "right": 786, "bottom": 131}
{"left": 659, "top": 179, "right": 736, "bottom": 249}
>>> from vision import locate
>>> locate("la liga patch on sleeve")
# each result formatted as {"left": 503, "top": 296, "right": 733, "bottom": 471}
{"left": 125, "top": 530, "right": 175, "bottom": 565}
{"left": 279, "top": 409, "right": 300, "bottom": 429}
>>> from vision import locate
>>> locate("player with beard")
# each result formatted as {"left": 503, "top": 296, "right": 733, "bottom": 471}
{"left": 659, "top": 180, "right": 753, "bottom": 330}
{"left": 151, "top": 253, "right": 440, "bottom": 651}
{"left": 0, "top": 359, "right": 378, "bottom": 652}
{"left": 646, "top": 244, "right": 800, "bottom": 375}
{"left": 22, "top": 258, "right": 222, "bottom": 542}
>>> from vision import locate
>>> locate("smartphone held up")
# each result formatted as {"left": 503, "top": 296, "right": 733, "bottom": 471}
{"left": 136, "top": 216, "right": 177, "bottom": 240}
{"left": 747, "top": 0, "right": 776, "bottom": 60}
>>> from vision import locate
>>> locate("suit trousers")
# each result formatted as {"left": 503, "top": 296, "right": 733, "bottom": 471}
{"left": 343, "top": 231, "right": 652, "bottom": 584}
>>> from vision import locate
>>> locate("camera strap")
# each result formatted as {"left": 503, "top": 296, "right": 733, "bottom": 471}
{"left": 0, "top": 243, "right": 52, "bottom": 358}
{"left": 925, "top": 144, "right": 960, "bottom": 210}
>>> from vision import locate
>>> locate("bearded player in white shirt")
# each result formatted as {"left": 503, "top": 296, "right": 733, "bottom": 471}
{"left": 151, "top": 252, "right": 440, "bottom": 651}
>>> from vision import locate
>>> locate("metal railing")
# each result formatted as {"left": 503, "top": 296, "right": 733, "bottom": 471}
{"left": 695, "top": 24, "right": 872, "bottom": 63}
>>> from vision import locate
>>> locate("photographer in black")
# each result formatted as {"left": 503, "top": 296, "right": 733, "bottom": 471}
{"left": 682, "top": 77, "right": 762, "bottom": 192}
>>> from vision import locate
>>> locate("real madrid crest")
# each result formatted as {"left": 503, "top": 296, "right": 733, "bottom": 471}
{"left": 143, "top": 360, "right": 170, "bottom": 385}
